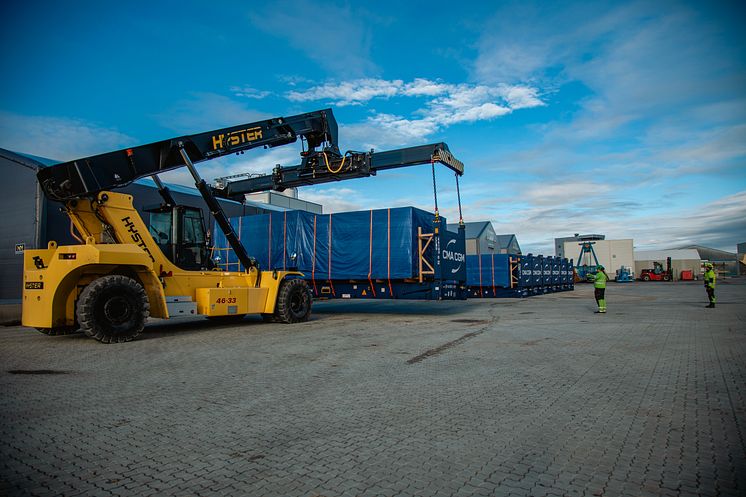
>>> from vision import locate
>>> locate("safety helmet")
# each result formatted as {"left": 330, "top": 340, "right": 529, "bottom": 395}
{"left": 597, "top": 264, "right": 605, "bottom": 270}
{"left": 704, "top": 262, "right": 713, "bottom": 268}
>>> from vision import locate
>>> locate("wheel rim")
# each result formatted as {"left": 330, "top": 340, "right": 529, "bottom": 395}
{"left": 289, "top": 288, "right": 309, "bottom": 317}
{"left": 103, "top": 296, "right": 132, "bottom": 324}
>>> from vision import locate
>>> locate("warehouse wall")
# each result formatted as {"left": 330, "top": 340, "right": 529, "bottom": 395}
{"left": 0, "top": 155, "right": 43, "bottom": 301}
{"left": 563, "top": 239, "right": 634, "bottom": 276}
{"left": 476, "top": 224, "right": 497, "bottom": 255}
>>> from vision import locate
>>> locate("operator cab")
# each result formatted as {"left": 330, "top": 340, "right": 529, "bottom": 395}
{"left": 146, "top": 205, "right": 212, "bottom": 271}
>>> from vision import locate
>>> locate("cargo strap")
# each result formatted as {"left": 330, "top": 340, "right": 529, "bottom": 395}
{"left": 387, "top": 209, "right": 394, "bottom": 296}
{"left": 328, "top": 214, "right": 336, "bottom": 297}
{"left": 368, "top": 210, "right": 377, "bottom": 297}
{"left": 267, "top": 213, "right": 272, "bottom": 269}
{"left": 456, "top": 173, "right": 464, "bottom": 225}
{"left": 311, "top": 215, "right": 318, "bottom": 296}
{"left": 491, "top": 253, "right": 496, "bottom": 297}
{"left": 430, "top": 158, "right": 439, "bottom": 218}
{"left": 478, "top": 254, "right": 483, "bottom": 297}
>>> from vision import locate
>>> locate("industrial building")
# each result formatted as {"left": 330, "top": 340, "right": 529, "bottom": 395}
{"left": 634, "top": 249, "right": 702, "bottom": 281}
{"left": 559, "top": 237, "right": 634, "bottom": 277}
{"left": 246, "top": 190, "right": 322, "bottom": 214}
{"left": 738, "top": 242, "right": 746, "bottom": 276}
{"left": 447, "top": 221, "right": 521, "bottom": 255}
{"left": 673, "top": 245, "right": 739, "bottom": 276}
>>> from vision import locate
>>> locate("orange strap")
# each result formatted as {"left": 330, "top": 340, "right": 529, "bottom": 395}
{"left": 328, "top": 214, "right": 335, "bottom": 296}
{"left": 268, "top": 213, "right": 272, "bottom": 269}
{"left": 478, "top": 253, "right": 483, "bottom": 297}
{"left": 387, "top": 209, "right": 394, "bottom": 297}
{"left": 368, "top": 209, "right": 376, "bottom": 297}
{"left": 491, "top": 253, "right": 496, "bottom": 297}
{"left": 311, "top": 215, "right": 317, "bottom": 296}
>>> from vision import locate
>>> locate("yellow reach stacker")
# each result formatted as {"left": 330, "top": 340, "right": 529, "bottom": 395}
{"left": 22, "top": 109, "right": 464, "bottom": 343}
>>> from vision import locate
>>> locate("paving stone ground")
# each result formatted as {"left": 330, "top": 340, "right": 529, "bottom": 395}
{"left": 1, "top": 280, "right": 744, "bottom": 497}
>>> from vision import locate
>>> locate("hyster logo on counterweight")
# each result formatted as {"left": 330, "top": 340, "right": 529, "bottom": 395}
{"left": 121, "top": 217, "right": 156, "bottom": 262}
{"left": 442, "top": 239, "right": 465, "bottom": 273}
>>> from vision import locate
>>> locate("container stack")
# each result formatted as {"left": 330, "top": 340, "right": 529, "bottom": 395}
{"left": 466, "top": 253, "right": 575, "bottom": 298}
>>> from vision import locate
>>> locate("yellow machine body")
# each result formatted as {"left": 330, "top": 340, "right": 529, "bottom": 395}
{"left": 22, "top": 191, "right": 298, "bottom": 329}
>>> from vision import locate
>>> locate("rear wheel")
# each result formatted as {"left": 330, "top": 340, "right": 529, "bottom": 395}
{"left": 76, "top": 275, "right": 149, "bottom": 344}
{"left": 275, "top": 279, "right": 311, "bottom": 324}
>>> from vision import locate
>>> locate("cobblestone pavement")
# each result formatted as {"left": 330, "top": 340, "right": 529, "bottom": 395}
{"left": 1, "top": 280, "right": 744, "bottom": 497}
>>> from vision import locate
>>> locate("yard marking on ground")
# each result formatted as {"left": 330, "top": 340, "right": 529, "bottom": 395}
{"left": 406, "top": 314, "right": 498, "bottom": 364}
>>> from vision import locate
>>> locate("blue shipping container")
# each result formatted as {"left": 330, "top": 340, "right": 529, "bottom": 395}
{"left": 465, "top": 254, "right": 512, "bottom": 288}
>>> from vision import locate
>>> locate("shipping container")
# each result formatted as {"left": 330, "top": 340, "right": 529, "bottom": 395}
{"left": 212, "top": 207, "right": 467, "bottom": 300}
{"left": 464, "top": 253, "right": 575, "bottom": 298}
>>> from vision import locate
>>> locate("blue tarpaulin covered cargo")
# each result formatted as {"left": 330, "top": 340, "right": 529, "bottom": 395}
{"left": 466, "top": 254, "right": 512, "bottom": 288}
{"left": 212, "top": 207, "right": 467, "bottom": 300}
{"left": 466, "top": 253, "right": 574, "bottom": 297}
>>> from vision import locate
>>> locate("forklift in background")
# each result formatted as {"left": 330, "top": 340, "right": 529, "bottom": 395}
{"left": 22, "top": 109, "right": 465, "bottom": 343}
{"left": 639, "top": 257, "right": 673, "bottom": 281}
{"left": 615, "top": 266, "right": 634, "bottom": 282}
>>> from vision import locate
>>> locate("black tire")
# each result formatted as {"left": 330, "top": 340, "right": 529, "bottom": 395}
{"left": 663, "top": 275, "right": 671, "bottom": 281}
{"left": 275, "top": 279, "right": 312, "bottom": 324}
{"left": 35, "top": 326, "right": 79, "bottom": 336}
{"left": 642, "top": 274, "right": 650, "bottom": 281}
{"left": 76, "top": 275, "right": 149, "bottom": 343}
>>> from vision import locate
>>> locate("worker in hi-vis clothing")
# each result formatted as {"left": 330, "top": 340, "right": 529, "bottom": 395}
{"left": 592, "top": 265, "right": 608, "bottom": 313}
{"left": 704, "top": 262, "right": 716, "bottom": 308}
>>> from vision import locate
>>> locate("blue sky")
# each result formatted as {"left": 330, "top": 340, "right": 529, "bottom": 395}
{"left": 1, "top": 0, "right": 744, "bottom": 254}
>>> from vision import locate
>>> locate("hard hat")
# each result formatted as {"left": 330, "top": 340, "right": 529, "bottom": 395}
{"left": 597, "top": 264, "right": 605, "bottom": 270}
{"left": 704, "top": 262, "right": 713, "bottom": 268}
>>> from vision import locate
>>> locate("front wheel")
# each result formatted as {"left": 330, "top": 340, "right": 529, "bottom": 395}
{"left": 663, "top": 275, "right": 671, "bottom": 281}
{"left": 641, "top": 274, "right": 650, "bottom": 281}
{"left": 76, "top": 275, "right": 149, "bottom": 343}
{"left": 274, "top": 279, "right": 312, "bottom": 324}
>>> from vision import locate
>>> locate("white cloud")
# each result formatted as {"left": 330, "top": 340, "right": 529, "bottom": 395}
{"left": 299, "top": 186, "right": 368, "bottom": 213}
{"left": 230, "top": 86, "right": 272, "bottom": 99}
{"left": 522, "top": 182, "right": 612, "bottom": 206}
{"left": 0, "top": 111, "right": 133, "bottom": 160}
{"left": 287, "top": 79, "right": 404, "bottom": 106}
{"left": 286, "top": 78, "right": 544, "bottom": 148}
{"left": 342, "top": 114, "right": 440, "bottom": 149}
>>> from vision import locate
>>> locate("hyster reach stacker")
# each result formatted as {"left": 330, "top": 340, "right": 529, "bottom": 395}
{"left": 22, "top": 109, "right": 465, "bottom": 343}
